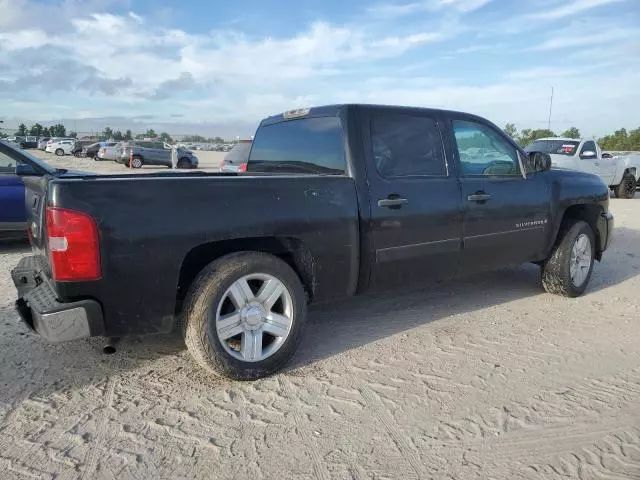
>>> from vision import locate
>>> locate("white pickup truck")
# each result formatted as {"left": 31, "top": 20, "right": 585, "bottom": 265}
{"left": 525, "top": 137, "right": 639, "bottom": 198}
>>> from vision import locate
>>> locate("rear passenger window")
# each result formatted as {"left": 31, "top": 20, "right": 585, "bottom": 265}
{"left": 371, "top": 114, "right": 446, "bottom": 177}
{"left": 248, "top": 117, "right": 346, "bottom": 174}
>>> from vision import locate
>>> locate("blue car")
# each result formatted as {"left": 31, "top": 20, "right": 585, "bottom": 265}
{"left": 1, "top": 141, "right": 95, "bottom": 239}
{"left": 0, "top": 142, "right": 28, "bottom": 239}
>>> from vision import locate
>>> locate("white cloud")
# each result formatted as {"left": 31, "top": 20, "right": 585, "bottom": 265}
{"left": 506, "top": 67, "right": 582, "bottom": 79}
{"left": 437, "top": 0, "right": 494, "bottom": 12}
{"left": 0, "top": 29, "right": 49, "bottom": 50}
{"left": 531, "top": 28, "right": 634, "bottom": 50}
{"left": 367, "top": 0, "right": 493, "bottom": 17}
{"left": 0, "top": 0, "right": 638, "bottom": 136}
{"left": 525, "top": 0, "right": 626, "bottom": 20}
{"left": 505, "top": 62, "right": 615, "bottom": 80}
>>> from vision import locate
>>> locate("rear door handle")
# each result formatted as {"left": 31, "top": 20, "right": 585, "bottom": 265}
{"left": 378, "top": 198, "right": 409, "bottom": 208}
{"left": 467, "top": 193, "right": 492, "bottom": 202}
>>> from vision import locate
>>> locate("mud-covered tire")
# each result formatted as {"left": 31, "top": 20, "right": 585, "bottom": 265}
{"left": 182, "top": 252, "right": 307, "bottom": 380}
{"left": 613, "top": 173, "right": 636, "bottom": 199}
{"left": 541, "top": 220, "right": 595, "bottom": 297}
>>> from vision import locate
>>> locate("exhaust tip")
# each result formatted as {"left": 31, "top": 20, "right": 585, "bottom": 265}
{"left": 103, "top": 344, "right": 117, "bottom": 355}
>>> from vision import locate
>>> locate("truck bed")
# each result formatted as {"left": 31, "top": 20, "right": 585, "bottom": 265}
{"left": 24, "top": 173, "right": 360, "bottom": 336}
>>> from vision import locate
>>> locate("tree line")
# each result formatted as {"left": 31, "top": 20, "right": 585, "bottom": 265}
{"left": 504, "top": 124, "right": 640, "bottom": 151}
{"left": 0, "top": 125, "right": 228, "bottom": 145}
{"left": 5, "top": 123, "right": 76, "bottom": 138}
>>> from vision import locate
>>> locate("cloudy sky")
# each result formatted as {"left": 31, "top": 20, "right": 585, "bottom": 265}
{"left": 0, "top": 0, "right": 638, "bottom": 137}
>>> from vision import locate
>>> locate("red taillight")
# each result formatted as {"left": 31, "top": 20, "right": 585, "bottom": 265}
{"left": 46, "top": 207, "right": 101, "bottom": 281}
{"left": 239, "top": 163, "right": 247, "bottom": 173}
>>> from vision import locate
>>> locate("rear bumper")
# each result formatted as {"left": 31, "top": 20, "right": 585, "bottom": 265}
{"left": 11, "top": 256, "right": 104, "bottom": 343}
{"left": 597, "top": 211, "right": 614, "bottom": 258}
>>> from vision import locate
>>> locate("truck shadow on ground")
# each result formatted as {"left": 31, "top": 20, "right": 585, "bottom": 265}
{"left": 291, "top": 225, "right": 640, "bottom": 370}
{"left": 0, "top": 228, "right": 638, "bottom": 401}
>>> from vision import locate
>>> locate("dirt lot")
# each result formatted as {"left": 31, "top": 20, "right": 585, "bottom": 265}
{"left": 25, "top": 148, "right": 226, "bottom": 173}
{"left": 1, "top": 156, "right": 640, "bottom": 479}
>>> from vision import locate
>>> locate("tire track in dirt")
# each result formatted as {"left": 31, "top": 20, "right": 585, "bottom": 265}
{"left": 358, "top": 383, "right": 435, "bottom": 479}
{"left": 521, "top": 427, "right": 640, "bottom": 479}
{"left": 80, "top": 376, "right": 116, "bottom": 480}
{"left": 412, "top": 368, "right": 640, "bottom": 478}
{"left": 280, "top": 377, "right": 330, "bottom": 480}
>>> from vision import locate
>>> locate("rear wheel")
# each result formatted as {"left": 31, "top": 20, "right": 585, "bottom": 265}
{"left": 130, "top": 156, "right": 143, "bottom": 168}
{"left": 541, "top": 220, "right": 595, "bottom": 297}
{"left": 55, "top": 148, "right": 64, "bottom": 156}
{"left": 182, "top": 252, "right": 307, "bottom": 380}
{"left": 613, "top": 173, "right": 636, "bottom": 199}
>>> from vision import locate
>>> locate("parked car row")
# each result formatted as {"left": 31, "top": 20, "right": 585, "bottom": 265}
{"left": 70, "top": 140, "right": 200, "bottom": 169}
{"left": 179, "top": 143, "right": 235, "bottom": 152}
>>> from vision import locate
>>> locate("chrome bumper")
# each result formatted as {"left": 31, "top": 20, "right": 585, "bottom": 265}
{"left": 11, "top": 256, "right": 104, "bottom": 343}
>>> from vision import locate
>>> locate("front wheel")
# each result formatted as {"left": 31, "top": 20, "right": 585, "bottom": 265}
{"left": 613, "top": 173, "right": 636, "bottom": 199}
{"left": 541, "top": 220, "right": 595, "bottom": 297}
{"left": 130, "top": 156, "right": 143, "bottom": 168}
{"left": 55, "top": 148, "right": 64, "bottom": 156}
{"left": 177, "top": 158, "right": 191, "bottom": 169}
{"left": 182, "top": 252, "right": 307, "bottom": 380}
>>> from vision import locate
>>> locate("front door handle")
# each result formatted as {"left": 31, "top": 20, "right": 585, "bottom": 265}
{"left": 378, "top": 197, "right": 409, "bottom": 208}
{"left": 467, "top": 193, "right": 492, "bottom": 202}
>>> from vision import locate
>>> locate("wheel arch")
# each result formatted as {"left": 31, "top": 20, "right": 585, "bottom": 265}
{"left": 556, "top": 204, "right": 605, "bottom": 261}
{"left": 625, "top": 166, "right": 638, "bottom": 181}
{"left": 175, "top": 237, "right": 315, "bottom": 315}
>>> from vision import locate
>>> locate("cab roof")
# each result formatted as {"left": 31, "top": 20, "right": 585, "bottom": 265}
{"left": 259, "top": 103, "right": 488, "bottom": 127}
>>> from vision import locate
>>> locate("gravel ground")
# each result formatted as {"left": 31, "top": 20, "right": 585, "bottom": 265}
{"left": 1, "top": 158, "right": 640, "bottom": 478}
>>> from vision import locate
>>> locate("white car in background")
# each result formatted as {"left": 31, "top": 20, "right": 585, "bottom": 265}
{"left": 525, "top": 137, "right": 640, "bottom": 198}
{"left": 46, "top": 139, "right": 75, "bottom": 156}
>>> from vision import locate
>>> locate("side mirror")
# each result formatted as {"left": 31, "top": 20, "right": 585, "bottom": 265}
{"left": 528, "top": 151, "right": 552, "bottom": 172}
{"left": 580, "top": 150, "right": 596, "bottom": 159}
{"left": 16, "top": 162, "right": 41, "bottom": 176}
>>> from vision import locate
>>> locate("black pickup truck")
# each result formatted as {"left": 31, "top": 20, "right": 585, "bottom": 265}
{"left": 8, "top": 104, "right": 613, "bottom": 379}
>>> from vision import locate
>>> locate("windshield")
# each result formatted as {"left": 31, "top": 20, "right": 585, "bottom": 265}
{"left": 525, "top": 139, "right": 579, "bottom": 156}
{"left": 0, "top": 139, "right": 56, "bottom": 174}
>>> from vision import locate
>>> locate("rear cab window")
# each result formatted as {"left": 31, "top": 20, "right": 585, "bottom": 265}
{"left": 248, "top": 116, "right": 346, "bottom": 175}
{"left": 525, "top": 140, "right": 580, "bottom": 156}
